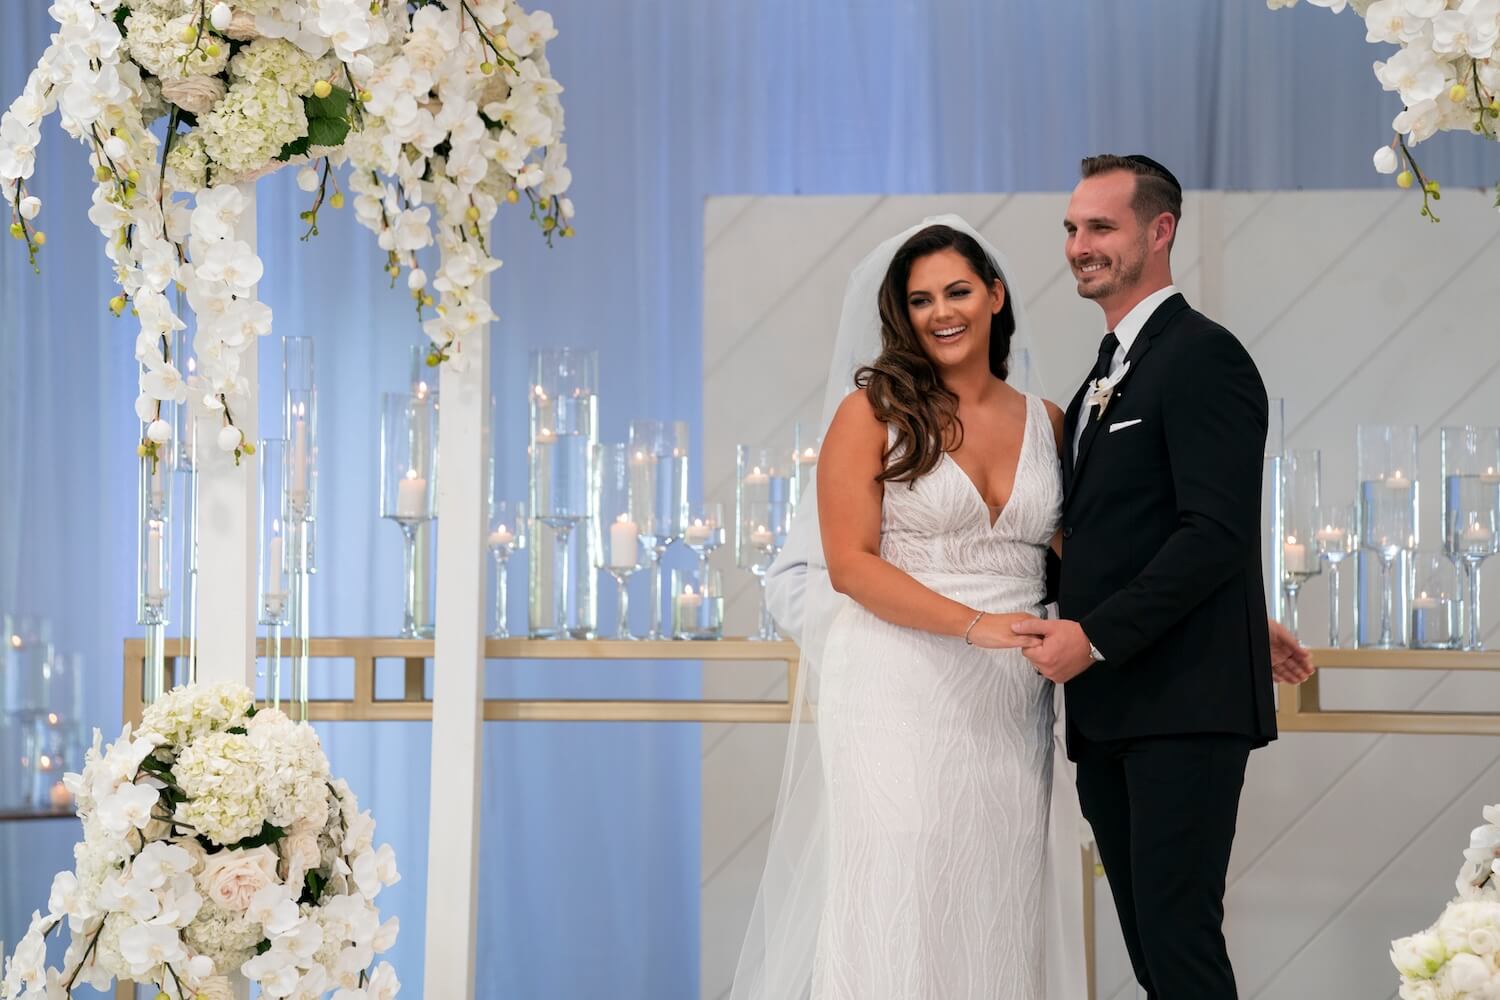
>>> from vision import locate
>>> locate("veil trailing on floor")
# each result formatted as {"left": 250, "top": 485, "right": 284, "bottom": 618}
{"left": 730, "top": 214, "right": 1091, "bottom": 1000}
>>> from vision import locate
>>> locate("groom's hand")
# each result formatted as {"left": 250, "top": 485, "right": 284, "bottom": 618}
{"left": 1269, "top": 618, "right": 1315, "bottom": 684}
{"left": 1012, "top": 618, "right": 1095, "bottom": 683}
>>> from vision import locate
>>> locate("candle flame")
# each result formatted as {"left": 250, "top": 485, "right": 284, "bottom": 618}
{"left": 616, "top": 513, "right": 630, "bottom": 524}
{"left": 683, "top": 585, "right": 695, "bottom": 596}
{"left": 405, "top": 468, "right": 418, "bottom": 481}
{"left": 47, "top": 712, "right": 58, "bottom": 725}
{"left": 38, "top": 754, "right": 51, "bottom": 770}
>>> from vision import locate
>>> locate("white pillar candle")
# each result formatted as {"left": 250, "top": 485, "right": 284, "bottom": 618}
{"left": 48, "top": 781, "right": 71, "bottom": 810}
{"left": 489, "top": 524, "right": 515, "bottom": 549}
{"left": 684, "top": 518, "right": 712, "bottom": 545}
{"left": 796, "top": 447, "right": 818, "bottom": 466}
{"left": 146, "top": 521, "right": 165, "bottom": 599}
{"left": 676, "top": 584, "right": 703, "bottom": 623}
{"left": 1385, "top": 470, "right": 1411, "bottom": 489}
{"left": 1411, "top": 591, "right": 1440, "bottom": 609}
{"left": 397, "top": 470, "right": 427, "bottom": 518}
{"left": 290, "top": 413, "right": 308, "bottom": 502}
{"left": 750, "top": 524, "right": 774, "bottom": 548}
{"left": 1462, "top": 524, "right": 1494, "bottom": 546}
{"left": 743, "top": 466, "right": 770, "bottom": 486}
{"left": 1483, "top": 467, "right": 1500, "bottom": 485}
{"left": 268, "top": 525, "right": 285, "bottom": 592}
{"left": 1282, "top": 536, "right": 1314, "bottom": 575}
{"left": 1313, "top": 526, "right": 1345, "bottom": 545}
{"left": 609, "top": 513, "right": 639, "bottom": 568}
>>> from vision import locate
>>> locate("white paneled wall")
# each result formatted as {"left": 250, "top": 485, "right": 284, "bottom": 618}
{"left": 701, "top": 191, "right": 1500, "bottom": 1000}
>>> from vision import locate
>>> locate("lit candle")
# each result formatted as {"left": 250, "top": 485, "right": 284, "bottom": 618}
{"left": 684, "top": 518, "right": 712, "bottom": 545}
{"left": 146, "top": 521, "right": 165, "bottom": 599}
{"left": 743, "top": 465, "right": 770, "bottom": 486}
{"left": 609, "top": 513, "right": 639, "bottom": 568}
{"left": 396, "top": 469, "right": 427, "bottom": 518}
{"left": 535, "top": 427, "right": 556, "bottom": 446}
{"left": 1282, "top": 535, "right": 1315, "bottom": 575}
{"left": 1313, "top": 525, "right": 1346, "bottom": 545}
{"left": 290, "top": 411, "right": 308, "bottom": 503}
{"left": 796, "top": 447, "right": 819, "bottom": 465}
{"left": 1483, "top": 467, "right": 1500, "bottom": 485}
{"left": 1385, "top": 470, "right": 1411, "bottom": 489}
{"left": 750, "top": 524, "right": 774, "bottom": 548}
{"left": 1411, "top": 591, "right": 1440, "bottom": 609}
{"left": 489, "top": 523, "right": 516, "bottom": 549}
{"left": 676, "top": 584, "right": 703, "bottom": 624}
{"left": 268, "top": 521, "right": 285, "bottom": 592}
{"left": 49, "top": 781, "right": 71, "bottom": 810}
{"left": 1462, "top": 523, "right": 1494, "bottom": 546}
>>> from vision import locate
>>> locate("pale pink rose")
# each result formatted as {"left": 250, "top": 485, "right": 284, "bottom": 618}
{"left": 193, "top": 976, "right": 235, "bottom": 1000}
{"left": 222, "top": 11, "right": 261, "bottom": 41}
{"left": 198, "top": 847, "right": 280, "bottom": 912}
{"left": 161, "top": 76, "right": 226, "bottom": 115}
{"left": 279, "top": 821, "right": 323, "bottom": 889}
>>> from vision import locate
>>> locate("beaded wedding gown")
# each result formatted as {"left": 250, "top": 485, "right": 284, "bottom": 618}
{"left": 809, "top": 391, "right": 1061, "bottom": 999}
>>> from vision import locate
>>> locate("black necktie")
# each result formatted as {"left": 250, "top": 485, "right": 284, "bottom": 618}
{"left": 1092, "top": 332, "right": 1119, "bottom": 381}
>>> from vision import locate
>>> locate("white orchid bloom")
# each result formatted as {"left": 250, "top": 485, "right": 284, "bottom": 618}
{"left": 195, "top": 238, "right": 264, "bottom": 291}
{"left": 96, "top": 780, "right": 160, "bottom": 837}
{"left": 119, "top": 921, "right": 188, "bottom": 976}
{"left": 191, "top": 185, "right": 248, "bottom": 243}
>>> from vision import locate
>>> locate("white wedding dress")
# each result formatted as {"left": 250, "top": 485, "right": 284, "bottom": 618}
{"left": 810, "top": 392, "right": 1061, "bottom": 999}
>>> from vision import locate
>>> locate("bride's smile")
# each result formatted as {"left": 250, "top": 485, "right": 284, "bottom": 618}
{"left": 903, "top": 247, "right": 1005, "bottom": 368}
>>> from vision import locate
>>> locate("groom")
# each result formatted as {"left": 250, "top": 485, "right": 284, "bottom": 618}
{"left": 1013, "top": 154, "right": 1314, "bottom": 999}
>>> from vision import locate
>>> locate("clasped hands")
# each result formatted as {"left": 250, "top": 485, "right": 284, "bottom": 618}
{"left": 966, "top": 612, "right": 1317, "bottom": 686}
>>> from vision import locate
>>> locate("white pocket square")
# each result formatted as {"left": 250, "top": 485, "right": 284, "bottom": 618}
{"left": 1108, "top": 418, "right": 1143, "bottom": 433}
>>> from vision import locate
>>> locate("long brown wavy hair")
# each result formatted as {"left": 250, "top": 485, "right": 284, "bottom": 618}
{"left": 854, "top": 224, "right": 1015, "bottom": 485}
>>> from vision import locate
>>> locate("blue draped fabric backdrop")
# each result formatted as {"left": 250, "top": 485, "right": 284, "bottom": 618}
{"left": 3, "top": 2, "right": 1498, "bottom": 997}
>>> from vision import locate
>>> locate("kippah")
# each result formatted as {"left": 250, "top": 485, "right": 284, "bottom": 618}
{"left": 1125, "top": 154, "right": 1182, "bottom": 196}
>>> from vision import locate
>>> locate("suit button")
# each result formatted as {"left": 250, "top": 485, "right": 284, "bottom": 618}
{"left": 1062, "top": 527, "right": 1074, "bottom": 539}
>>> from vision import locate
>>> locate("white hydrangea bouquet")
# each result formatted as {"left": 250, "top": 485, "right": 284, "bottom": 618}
{"left": 0, "top": 0, "right": 570, "bottom": 466}
{"left": 0, "top": 682, "right": 401, "bottom": 1000}
{"left": 1389, "top": 803, "right": 1500, "bottom": 999}
{"left": 1268, "top": 0, "right": 1500, "bottom": 219}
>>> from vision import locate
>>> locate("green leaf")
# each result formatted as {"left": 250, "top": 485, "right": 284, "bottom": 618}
{"left": 224, "top": 726, "right": 247, "bottom": 735}
{"left": 245, "top": 704, "right": 258, "bottom": 717}
{"left": 255, "top": 939, "right": 272, "bottom": 955}
{"left": 114, "top": 6, "right": 131, "bottom": 29}
{"left": 306, "top": 87, "right": 351, "bottom": 121}
{"left": 299, "top": 869, "right": 326, "bottom": 905}
{"left": 221, "top": 821, "right": 287, "bottom": 850}
{"left": 305, "top": 115, "right": 350, "bottom": 150}
{"left": 276, "top": 135, "right": 312, "bottom": 162}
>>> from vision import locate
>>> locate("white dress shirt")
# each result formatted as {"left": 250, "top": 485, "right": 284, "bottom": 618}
{"left": 1071, "top": 283, "right": 1179, "bottom": 464}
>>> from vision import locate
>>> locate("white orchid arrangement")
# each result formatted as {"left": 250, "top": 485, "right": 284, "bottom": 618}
{"left": 0, "top": 682, "right": 401, "bottom": 1000}
{"left": 1389, "top": 803, "right": 1500, "bottom": 998}
{"left": 1268, "top": 0, "right": 1500, "bottom": 221}
{"left": 1, "top": 0, "right": 571, "bottom": 471}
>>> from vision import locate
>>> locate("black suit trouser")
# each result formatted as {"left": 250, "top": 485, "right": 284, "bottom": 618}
{"left": 1074, "top": 732, "right": 1251, "bottom": 1000}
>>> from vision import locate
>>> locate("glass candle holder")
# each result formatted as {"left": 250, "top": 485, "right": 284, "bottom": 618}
{"left": 529, "top": 348, "right": 599, "bottom": 639}
{"left": 1314, "top": 502, "right": 1359, "bottom": 647}
{"left": 1356, "top": 424, "right": 1419, "bottom": 648}
{"left": 1441, "top": 425, "right": 1500, "bottom": 650}
{"left": 1280, "top": 448, "right": 1323, "bottom": 639}
{"left": 683, "top": 500, "right": 725, "bottom": 581}
{"left": 736, "top": 445, "right": 794, "bottom": 639}
{"left": 380, "top": 391, "right": 439, "bottom": 638}
{"left": 792, "top": 421, "right": 822, "bottom": 512}
{"left": 1411, "top": 553, "right": 1461, "bottom": 650}
{"left": 628, "top": 419, "right": 690, "bottom": 640}
{"left": 593, "top": 443, "right": 642, "bottom": 639}
{"left": 487, "top": 499, "right": 526, "bottom": 639}
{"left": 672, "top": 568, "right": 725, "bottom": 640}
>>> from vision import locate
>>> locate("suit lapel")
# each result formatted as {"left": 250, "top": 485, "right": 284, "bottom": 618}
{"left": 1062, "top": 379, "right": 1089, "bottom": 495}
{"left": 1068, "top": 293, "right": 1190, "bottom": 496}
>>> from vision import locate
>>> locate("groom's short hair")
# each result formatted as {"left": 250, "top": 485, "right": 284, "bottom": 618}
{"left": 1080, "top": 154, "right": 1183, "bottom": 246}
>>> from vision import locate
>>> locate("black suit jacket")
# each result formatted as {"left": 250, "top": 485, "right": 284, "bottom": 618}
{"left": 1059, "top": 293, "right": 1276, "bottom": 756}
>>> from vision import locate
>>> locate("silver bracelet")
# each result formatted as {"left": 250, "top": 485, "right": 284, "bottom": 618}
{"left": 963, "top": 611, "right": 985, "bottom": 645}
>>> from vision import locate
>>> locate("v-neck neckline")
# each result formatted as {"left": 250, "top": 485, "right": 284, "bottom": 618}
{"left": 945, "top": 394, "right": 1032, "bottom": 530}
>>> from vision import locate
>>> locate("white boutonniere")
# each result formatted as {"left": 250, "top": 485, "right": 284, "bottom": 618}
{"left": 1084, "top": 361, "right": 1130, "bottom": 420}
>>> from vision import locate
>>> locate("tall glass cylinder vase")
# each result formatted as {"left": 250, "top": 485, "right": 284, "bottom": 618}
{"left": 138, "top": 403, "right": 175, "bottom": 707}
{"left": 628, "top": 420, "right": 689, "bottom": 640}
{"left": 172, "top": 333, "right": 199, "bottom": 683}
{"left": 283, "top": 338, "right": 316, "bottom": 718}
{"left": 380, "top": 392, "right": 439, "bottom": 638}
{"left": 409, "top": 349, "right": 437, "bottom": 638}
{"left": 528, "top": 348, "right": 598, "bottom": 638}
{"left": 1280, "top": 449, "right": 1323, "bottom": 639}
{"left": 736, "top": 445, "right": 794, "bottom": 640}
{"left": 258, "top": 438, "right": 291, "bottom": 711}
{"left": 1314, "top": 502, "right": 1358, "bottom": 647}
{"left": 1261, "top": 398, "right": 1286, "bottom": 626}
{"left": 1355, "top": 424, "right": 1419, "bottom": 648}
{"left": 1441, "top": 426, "right": 1500, "bottom": 650}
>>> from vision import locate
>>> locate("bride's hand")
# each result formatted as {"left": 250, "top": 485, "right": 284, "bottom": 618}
{"left": 965, "top": 613, "right": 1042, "bottom": 649}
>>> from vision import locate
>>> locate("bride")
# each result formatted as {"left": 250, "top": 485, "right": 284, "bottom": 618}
{"left": 731, "top": 216, "right": 1088, "bottom": 1000}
